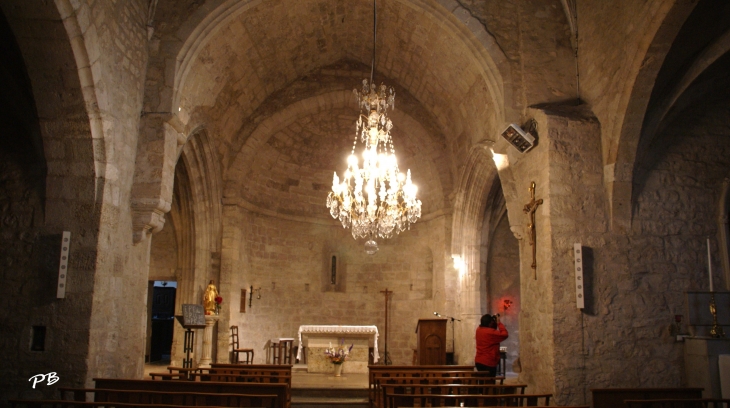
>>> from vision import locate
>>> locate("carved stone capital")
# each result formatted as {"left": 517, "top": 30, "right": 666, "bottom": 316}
{"left": 132, "top": 205, "right": 168, "bottom": 243}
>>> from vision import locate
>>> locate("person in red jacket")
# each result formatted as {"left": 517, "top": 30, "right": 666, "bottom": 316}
{"left": 475, "top": 313, "right": 508, "bottom": 376}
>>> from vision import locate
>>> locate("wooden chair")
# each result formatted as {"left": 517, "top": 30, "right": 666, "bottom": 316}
{"left": 271, "top": 338, "right": 294, "bottom": 365}
{"left": 230, "top": 326, "right": 254, "bottom": 364}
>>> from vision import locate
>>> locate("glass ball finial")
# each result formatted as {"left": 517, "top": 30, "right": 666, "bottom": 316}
{"left": 364, "top": 239, "right": 379, "bottom": 255}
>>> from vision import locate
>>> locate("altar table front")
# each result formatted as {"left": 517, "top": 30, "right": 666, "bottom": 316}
{"left": 296, "top": 325, "right": 380, "bottom": 373}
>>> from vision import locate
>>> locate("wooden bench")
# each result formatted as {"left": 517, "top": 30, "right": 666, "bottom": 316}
{"left": 376, "top": 382, "right": 524, "bottom": 408}
{"left": 592, "top": 388, "right": 705, "bottom": 408}
{"left": 369, "top": 367, "right": 504, "bottom": 408}
{"left": 165, "top": 367, "right": 203, "bottom": 380}
{"left": 93, "top": 378, "right": 289, "bottom": 408}
{"left": 9, "top": 401, "right": 230, "bottom": 408}
{"left": 148, "top": 372, "right": 185, "bottom": 381}
{"left": 209, "top": 364, "right": 292, "bottom": 373}
{"left": 384, "top": 393, "right": 552, "bottom": 408}
{"left": 197, "top": 365, "right": 292, "bottom": 403}
{"left": 207, "top": 368, "right": 292, "bottom": 380}
{"left": 624, "top": 399, "right": 730, "bottom": 408}
{"left": 190, "top": 373, "right": 288, "bottom": 384}
{"left": 56, "top": 387, "right": 278, "bottom": 408}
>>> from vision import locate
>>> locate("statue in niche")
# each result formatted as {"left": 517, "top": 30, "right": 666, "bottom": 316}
{"left": 203, "top": 280, "right": 219, "bottom": 315}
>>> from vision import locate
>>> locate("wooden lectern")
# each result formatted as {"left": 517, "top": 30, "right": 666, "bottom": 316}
{"left": 416, "top": 318, "right": 447, "bottom": 365}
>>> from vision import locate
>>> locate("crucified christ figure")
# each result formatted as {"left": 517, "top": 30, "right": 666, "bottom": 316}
{"left": 523, "top": 181, "right": 543, "bottom": 279}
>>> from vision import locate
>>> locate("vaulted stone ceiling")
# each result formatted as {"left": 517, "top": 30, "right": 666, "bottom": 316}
{"left": 147, "top": 0, "right": 554, "bottom": 220}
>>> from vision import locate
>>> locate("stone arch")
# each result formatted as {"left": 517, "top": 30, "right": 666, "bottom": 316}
{"left": 172, "top": 128, "right": 223, "bottom": 306}
{"left": 0, "top": 0, "right": 112, "bottom": 397}
{"left": 450, "top": 141, "right": 503, "bottom": 363}
{"left": 604, "top": 1, "right": 697, "bottom": 232}
{"left": 167, "top": 128, "right": 224, "bottom": 365}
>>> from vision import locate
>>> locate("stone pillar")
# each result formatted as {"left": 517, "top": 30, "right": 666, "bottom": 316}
{"left": 499, "top": 105, "right": 602, "bottom": 405}
{"left": 199, "top": 315, "right": 219, "bottom": 368}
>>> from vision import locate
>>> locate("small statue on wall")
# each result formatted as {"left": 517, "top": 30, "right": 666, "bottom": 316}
{"left": 203, "top": 280, "right": 219, "bottom": 315}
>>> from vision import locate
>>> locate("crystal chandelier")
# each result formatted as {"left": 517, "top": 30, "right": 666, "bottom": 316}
{"left": 326, "top": 0, "right": 421, "bottom": 254}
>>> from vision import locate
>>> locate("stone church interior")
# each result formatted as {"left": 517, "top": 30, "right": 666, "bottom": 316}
{"left": 2, "top": 0, "right": 730, "bottom": 406}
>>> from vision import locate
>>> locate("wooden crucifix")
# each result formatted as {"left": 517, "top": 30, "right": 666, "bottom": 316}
{"left": 380, "top": 288, "right": 393, "bottom": 365}
{"left": 523, "top": 181, "right": 543, "bottom": 279}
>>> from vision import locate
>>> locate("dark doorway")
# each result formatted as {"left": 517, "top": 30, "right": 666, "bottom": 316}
{"left": 148, "top": 281, "right": 176, "bottom": 363}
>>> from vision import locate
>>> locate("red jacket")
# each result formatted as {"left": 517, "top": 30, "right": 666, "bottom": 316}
{"left": 475, "top": 323, "right": 508, "bottom": 367}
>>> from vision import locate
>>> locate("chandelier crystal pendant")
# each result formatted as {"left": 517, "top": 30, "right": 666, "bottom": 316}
{"left": 325, "top": 0, "right": 422, "bottom": 254}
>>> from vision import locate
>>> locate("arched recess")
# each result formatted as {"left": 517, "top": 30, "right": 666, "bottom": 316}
{"left": 604, "top": 1, "right": 697, "bottom": 232}
{"left": 450, "top": 142, "right": 503, "bottom": 364}
{"left": 480, "top": 180, "right": 520, "bottom": 371}
{"left": 165, "top": 128, "right": 224, "bottom": 366}
{"left": 0, "top": 0, "right": 109, "bottom": 399}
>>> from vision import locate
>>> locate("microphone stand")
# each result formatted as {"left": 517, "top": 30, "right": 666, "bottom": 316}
{"left": 435, "top": 313, "right": 461, "bottom": 364}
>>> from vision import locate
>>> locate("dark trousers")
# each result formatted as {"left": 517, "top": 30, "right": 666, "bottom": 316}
{"left": 475, "top": 362, "right": 497, "bottom": 377}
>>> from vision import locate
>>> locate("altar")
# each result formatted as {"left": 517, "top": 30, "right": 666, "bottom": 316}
{"left": 297, "top": 325, "right": 379, "bottom": 374}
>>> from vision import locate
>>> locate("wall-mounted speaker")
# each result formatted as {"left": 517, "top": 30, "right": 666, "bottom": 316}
{"left": 574, "top": 243, "right": 585, "bottom": 309}
{"left": 57, "top": 231, "right": 70, "bottom": 299}
{"left": 501, "top": 123, "right": 536, "bottom": 153}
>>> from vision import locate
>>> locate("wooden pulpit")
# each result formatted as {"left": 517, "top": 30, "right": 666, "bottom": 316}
{"left": 416, "top": 318, "right": 447, "bottom": 365}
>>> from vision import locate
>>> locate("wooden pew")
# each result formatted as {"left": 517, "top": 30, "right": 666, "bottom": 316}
{"left": 9, "top": 401, "right": 229, "bottom": 408}
{"left": 93, "top": 378, "right": 289, "bottom": 408}
{"left": 165, "top": 367, "right": 202, "bottom": 381}
{"left": 624, "top": 399, "right": 730, "bottom": 408}
{"left": 592, "top": 388, "right": 704, "bottom": 408}
{"left": 383, "top": 393, "right": 552, "bottom": 407}
{"left": 190, "top": 373, "right": 288, "bottom": 383}
{"left": 148, "top": 372, "right": 185, "bottom": 381}
{"left": 57, "top": 387, "right": 278, "bottom": 408}
{"left": 375, "top": 382, "right": 524, "bottom": 408}
{"left": 209, "top": 364, "right": 292, "bottom": 374}
{"left": 368, "top": 367, "right": 504, "bottom": 408}
{"left": 199, "top": 365, "right": 292, "bottom": 404}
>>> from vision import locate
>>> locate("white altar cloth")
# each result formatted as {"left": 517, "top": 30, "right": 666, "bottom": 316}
{"left": 296, "top": 325, "right": 380, "bottom": 363}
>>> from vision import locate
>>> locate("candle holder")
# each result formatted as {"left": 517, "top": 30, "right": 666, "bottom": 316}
{"left": 709, "top": 293, "right": 725, "bottom": 338}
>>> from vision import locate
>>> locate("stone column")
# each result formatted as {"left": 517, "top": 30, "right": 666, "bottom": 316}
{"left": 508, "top": 106, "right": 602, "bottom": 405}
{"left": 199, "top": 315, "right": 219, "bottom": 368}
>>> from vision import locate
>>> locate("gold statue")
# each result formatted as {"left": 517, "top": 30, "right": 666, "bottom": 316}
{"left": 203, "top": 280, "right": 219, "bottom": 315}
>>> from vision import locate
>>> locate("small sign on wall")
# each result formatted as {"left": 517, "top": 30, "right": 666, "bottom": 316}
{"left": 57, "top": 231, "right": 71, "bottom": 299}
{"left": 574, "top": 243, "right": 585, "bottom": 309}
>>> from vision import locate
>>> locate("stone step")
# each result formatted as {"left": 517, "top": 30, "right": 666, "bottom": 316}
{"left": 291, "top": 396, "right": 369, "bottom": 408}
{"left": 292, "top": 387, "right": 369, "bottom": 399}
{"left": 292, "top": 387, "right": 369, "bottom": 407}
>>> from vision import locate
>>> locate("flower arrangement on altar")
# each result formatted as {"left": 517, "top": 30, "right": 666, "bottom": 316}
{"left": 215, "top": 296, "right": 223, "bottom": 315}
{"left": 324, "top": 339, "right": 353, "bottom": 364}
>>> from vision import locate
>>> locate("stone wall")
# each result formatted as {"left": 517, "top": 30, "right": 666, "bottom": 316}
{"left": 0, "top": 0, "right": 153, "bottom": 398}
{"left": 149, "top": 222, "right": 178, "bottom": 282}
{"left": 498, "top": 98, "right": 730, "bottom": 406}
{"left": 221, "top": 207, "right": 449, "bottom": 366}
{"left": 0, "top": 2, "right": 98, "bottom": 400}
